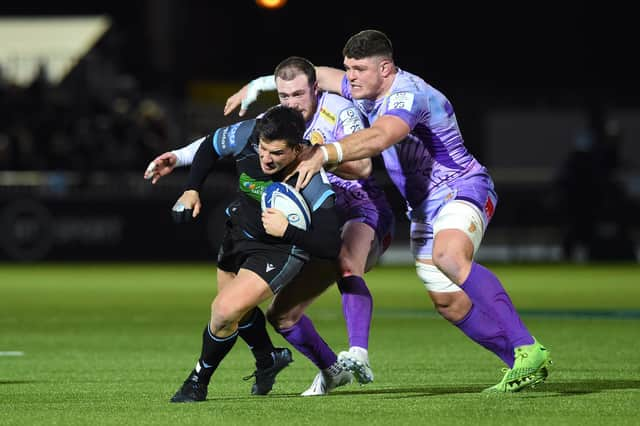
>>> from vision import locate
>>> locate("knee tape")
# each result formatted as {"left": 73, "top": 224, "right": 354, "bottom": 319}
{"left": 415, "top": 262, "right": 461, "bottom": 293}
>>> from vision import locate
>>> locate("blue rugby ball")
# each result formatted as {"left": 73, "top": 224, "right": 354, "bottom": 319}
{"left": 261, "top": 182, "right": 311, "bottom": 230}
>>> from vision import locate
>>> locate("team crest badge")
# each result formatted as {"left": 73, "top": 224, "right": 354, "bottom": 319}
{"left": 309, "top": 130, "right": 325, "bottom": 145}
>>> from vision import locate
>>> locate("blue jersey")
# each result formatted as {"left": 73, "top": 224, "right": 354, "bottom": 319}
{"left": 209, "top": 119, "right": 339, "bottom": 260}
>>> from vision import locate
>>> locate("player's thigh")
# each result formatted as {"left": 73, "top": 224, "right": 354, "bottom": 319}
{"left": 217, "top": 268, "right": 236, "bottom": 292}
{"left": 213, "top": 268, "right": 274, "bottom": 320}
{"left": 269, "top": 258, "right": 337, "bottom": 320}
{"left": 339, "top": 221, "right": 376, "bottom": 275}
{"left": 432, "top": 200, "right": 484, "bottom": 264}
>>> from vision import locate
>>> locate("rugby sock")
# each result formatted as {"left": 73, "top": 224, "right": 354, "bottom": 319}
{"left": 454, "top": 304, "right": 514, "bottom": 367}
{"left": 337, "top": 275, "right": 372, "bottom": 349}
{"left": 194, "top": 324, "right": 238, "bottom": 385}
{"left": 462, "top": 262, "right": 534, "bottom": 349}
{"left": 278, "top": 315, "right": 337, "bottom": 369}
{"left": 238, "top": 307, "right": 275, "bottom": 369}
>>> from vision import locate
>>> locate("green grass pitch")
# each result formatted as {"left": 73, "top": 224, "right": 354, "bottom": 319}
{"left": 1, "top": 263, "right": 639, "bottom": 425}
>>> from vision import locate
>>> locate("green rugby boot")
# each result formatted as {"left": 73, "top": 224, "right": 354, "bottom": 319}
{"left": 483, "top": 338, "right": 552, "bottom": 393}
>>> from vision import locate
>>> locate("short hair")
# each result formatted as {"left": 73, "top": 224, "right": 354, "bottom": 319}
{"left": 274, "top": 56, "right": 317, "bottom": 85}
{"left": 342, "top": 30, "right": 393, "bottom": 60}
{"left": 256, "top": 105, "right": 306, "bottom": 148}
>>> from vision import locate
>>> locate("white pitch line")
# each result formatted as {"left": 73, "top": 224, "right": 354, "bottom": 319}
{"left": 0, "top": 351, "right": 24, "bottom": 356}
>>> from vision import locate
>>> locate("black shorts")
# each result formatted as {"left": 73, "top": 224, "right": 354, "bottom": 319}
{"left": 217, "top": 220, "right": 306, "bottom": 294}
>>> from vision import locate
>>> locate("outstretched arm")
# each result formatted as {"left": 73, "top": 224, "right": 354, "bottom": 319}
{"left": 224, "top": 76, "right": 276, "bottom": 117}
{"left": 330, "top": 157, "right": 372, "bottom": 180}
{"left": 171, "top": 137, "right": 219, "bottom": 221}
{"left": 288, "top": 115, "right": 410, "bottom": 190}
{"left": 143, "top": 137, "right": 205, "bottom": 184}
{"left": 315, "top": 66, "right": 345, "bottom": 94}
{"left": 224, "top": 66, "right": 346, "bottom": 117}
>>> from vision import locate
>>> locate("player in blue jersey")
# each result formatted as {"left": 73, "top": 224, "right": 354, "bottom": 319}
{"left": 167, "top": 105, "right": 343, "bottom": 402}
{"left": 226, "top": 30, "right": 552, "bottom": 393}
{"left": 248, "top": 57, "right": 394, "bottom": 394}
{"left": 147, "top": 57, "right": 394, "bottom": 395}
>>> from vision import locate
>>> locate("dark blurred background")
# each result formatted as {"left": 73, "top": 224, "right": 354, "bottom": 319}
{"left": 1, "top": 1, "right": 638, "bottom": 262}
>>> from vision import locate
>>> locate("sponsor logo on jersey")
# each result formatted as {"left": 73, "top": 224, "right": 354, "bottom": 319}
{"left": 339, "top": 107, "right": 363, "bottom": 135}
{"left": 388, "top": 92, "right": 415, "bottom": 112}
{"left": 239, "top": 173, "right": 272, "bottom": 202}
{"left": 266, "top": 263, "right": 276, "bottom": 272}
{"left": 218, "top": 126, "right": 229, "bottom": 152}
{"left": 319, "top": 107, "right": 336, "bottom": 124}
{"left": 309, "top": 130, "right": 325, "bottom": 145}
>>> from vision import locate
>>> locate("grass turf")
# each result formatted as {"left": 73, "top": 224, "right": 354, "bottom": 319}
{"left": 1, "top": 263, "right": 639, "bottom": 425}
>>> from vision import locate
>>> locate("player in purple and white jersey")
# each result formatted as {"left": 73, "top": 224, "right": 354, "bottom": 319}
{"left": 226, "top": 30, "right": 552, "bottom": 393}
{"left": 146, "top": 57, "right": 394, "bottom": 396}
{"left": 268, "top": 57, "right": 394, "bottom": 394}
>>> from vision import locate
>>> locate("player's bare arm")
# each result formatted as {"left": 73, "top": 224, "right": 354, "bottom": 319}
{"left": 330, "top": 157, "right": 372, "bottom": 180}
{"left": 224, "top": 84, "right": 250, "bottom": 117}
{"left": 314, "top": 66, "right": 345, "bottom": 94}
{"left": 225, "top": 67, "right": 346, "bottom": 117}
{"left": 144, "top": 151, "right": 178, "bottom": 184}
{"left": 288, "top": 115, "right": 409, "bottom": 190}
{"left": 224, "top": 75, "right": 277, "bottom": 117}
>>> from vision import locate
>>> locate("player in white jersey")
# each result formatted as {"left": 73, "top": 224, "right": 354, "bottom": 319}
{"left": 225, "top": 31, "right": 552, "bottom": 393}
{"left": 146, "top": 57, "right": 394, "bottom": 395}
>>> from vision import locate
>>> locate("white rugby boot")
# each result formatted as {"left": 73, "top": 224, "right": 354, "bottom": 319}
{"left": 338, "top": 346, "right": 373, "bottom": 384}
{"left": 301, "top": 362, "right": 353, "bottom": 396}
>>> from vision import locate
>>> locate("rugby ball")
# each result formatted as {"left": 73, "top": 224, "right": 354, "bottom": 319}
{"left": 261, "top": 182, "right": 311, "bottom": 230}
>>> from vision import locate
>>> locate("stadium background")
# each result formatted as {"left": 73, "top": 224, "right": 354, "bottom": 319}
{"left": 0, "top": 1, "right": 638, "bottom": 263}
{"left": 2, "top": 4, "right": 640, "bottom": 424}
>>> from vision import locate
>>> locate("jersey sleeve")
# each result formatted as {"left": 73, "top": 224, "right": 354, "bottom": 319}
{"left": 301, "top": 169, "right": 335, "bottom": 211}
{"left": 211, "top": 119, "right": 257, "bottom": 157}
{"left": 172, "top": 136, "right": 206, "bottom": 167}
{"left": 382, "top": 91, "right": 428, "bottom": 130}
{"left": 334, "top": 105, "right": 365, "bottom": 139}
{"left": 183, "top": 136, "right": 216, "bottom": 191}
{"left": 184, "top": 119, "right": 257, "bottom": 191}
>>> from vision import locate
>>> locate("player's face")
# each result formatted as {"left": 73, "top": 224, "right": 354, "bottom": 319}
{"left": 344, "top": 56, "right": 387, "bottom": 100}
{"left": 276, "top": 74, "right": 318, "bottom": 122}
{"left": 258, "top": 138, "right": 300, "bottom": 174}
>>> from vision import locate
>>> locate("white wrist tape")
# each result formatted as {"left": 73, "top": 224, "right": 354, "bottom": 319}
{"left": 319, "top": 146, "right": 329, "bottom": 164}
{"left": 334, "top": 142, "right": 343, "bottom": 163}
{"left": 242, "top": 75, "right": 276, "bottom": 110}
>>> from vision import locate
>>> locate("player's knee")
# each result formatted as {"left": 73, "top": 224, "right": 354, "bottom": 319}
{"left": 431, "top": 247, "right": 468, "bottom": 283}
{"left": 211, "top": 299, "right": 241, "bottom": 330}
{"left": 338, "top": 249, "right": 370, "bottom": 277}
{"left": 338, "top": 256, "right": 355, "bottom": 277}
{"left": 430, "top": 291, "right": 471, "bottom": 322}
{"left": 265, "top": 306, "right": 279, "bottom": 328}
{"left": 267, "top": 305, "right": 303, "bottom": 330}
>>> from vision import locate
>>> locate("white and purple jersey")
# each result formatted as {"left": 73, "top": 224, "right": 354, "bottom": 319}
{"left": 305, "top": 92, "right": 394, "bottom": 247}
{"left": 341, "top": 69, "right": 497, "bottom": 224}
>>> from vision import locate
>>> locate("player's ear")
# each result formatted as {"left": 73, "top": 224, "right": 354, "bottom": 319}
{"left": 380, "top": 60, "right": 392, "bottom": 77}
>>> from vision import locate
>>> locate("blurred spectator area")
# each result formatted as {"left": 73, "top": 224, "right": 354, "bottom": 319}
{"left": 0, "top": 16, "right": 638, "bottom": 262}
{"left": 0, "top": 16, "right": 179, "bottom": 171}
